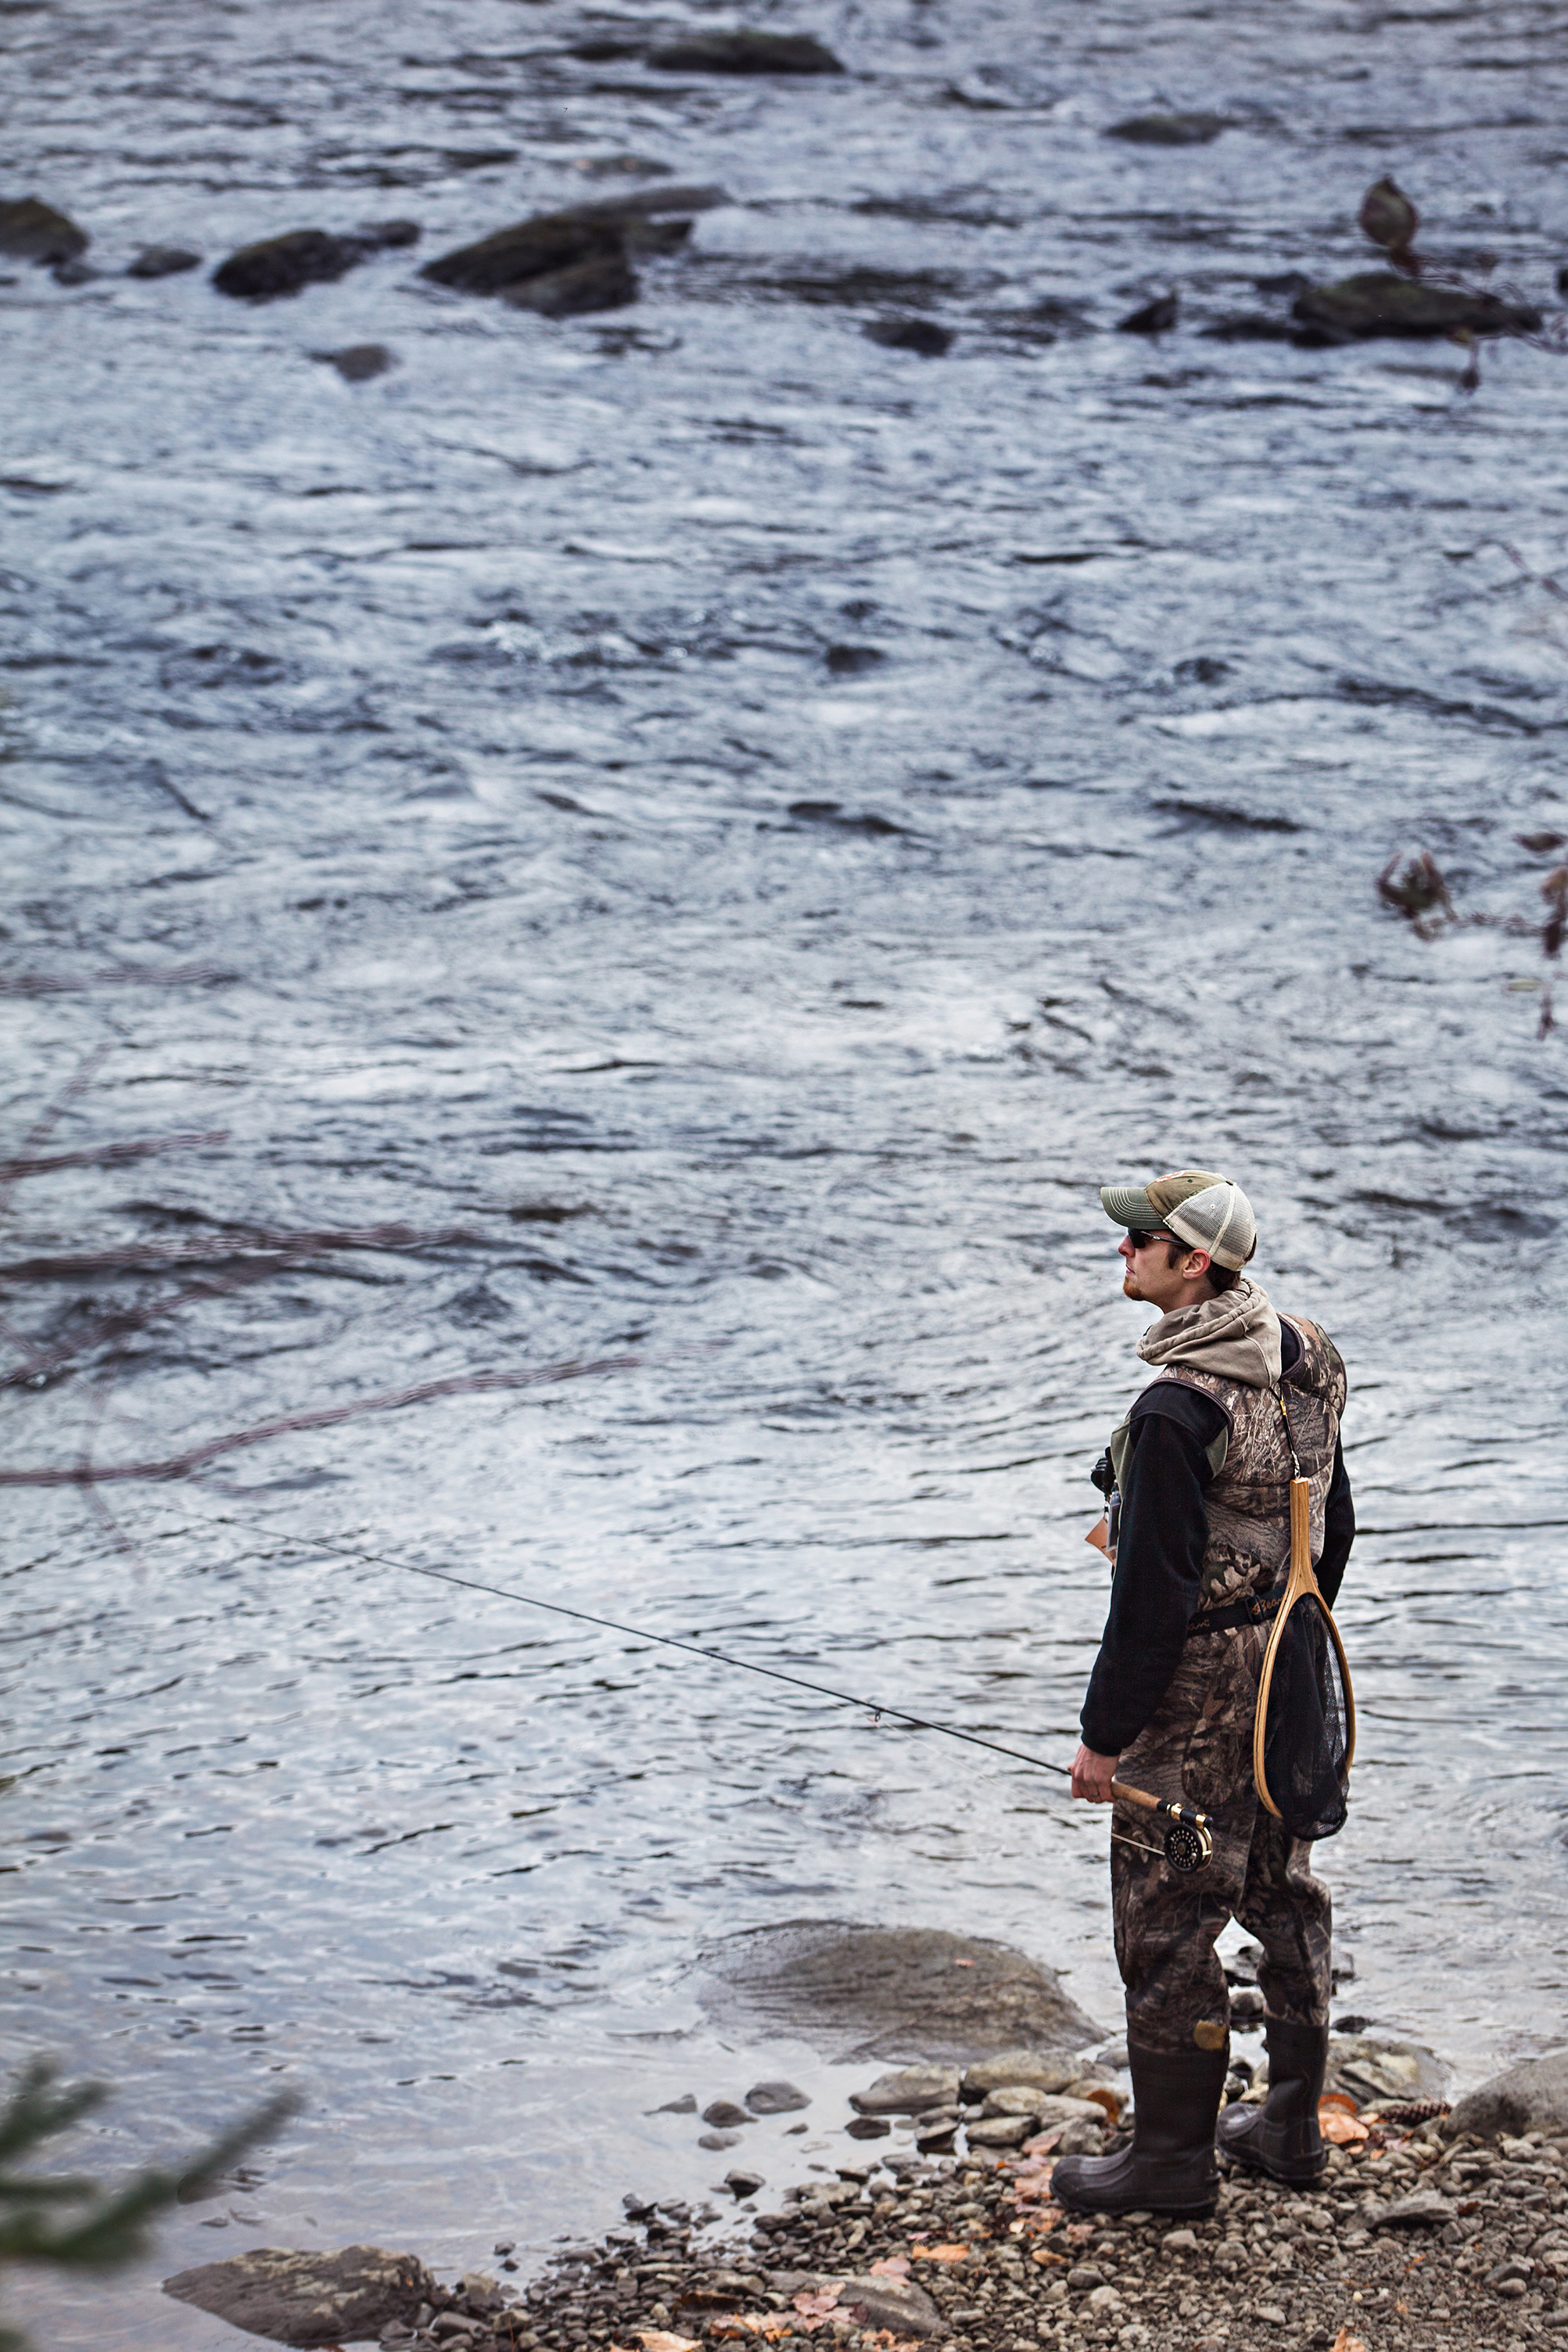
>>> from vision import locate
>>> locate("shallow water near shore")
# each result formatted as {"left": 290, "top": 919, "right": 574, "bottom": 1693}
{"left": 5, "top": 0, "right": 1568, "bottom": 2343}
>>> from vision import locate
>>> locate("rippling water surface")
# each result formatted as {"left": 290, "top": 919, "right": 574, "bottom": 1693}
{"left": 6, "top": 0, "right": 1568, "bottom": 2341}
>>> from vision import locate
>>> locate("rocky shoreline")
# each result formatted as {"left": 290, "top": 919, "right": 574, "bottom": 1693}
{"left": 167, "top": 2046, "right": 1568, "bottom": 2352}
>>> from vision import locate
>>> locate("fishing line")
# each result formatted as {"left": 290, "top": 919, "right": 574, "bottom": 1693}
{"left": 160, "top": 1503, "right": 1215, "bottom": 1869}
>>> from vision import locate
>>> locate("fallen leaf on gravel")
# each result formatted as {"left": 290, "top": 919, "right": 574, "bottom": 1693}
{"left": 1031, "top": 2249, "right": 1066, "bottom": 2268}
{"left": 869, "top": 2259, "right": 910, "bottom": 2278}
{"left": 710, "top": 2322, "right": 791, "bottom": 2343}
{"left": 1077, "top": 2086, "right": 1121, "bottom": 2121}
{"left": 1319, "top": 2102, "right": 1369, "bottom": 2146}
{"left": 1330, "top": 2332, "right": 1367, "bottom": 2352}
{"left": 910, "top": 2244, "right": 972, "bottom": 2264}
{"left": 792, "top": 2289, "right": 842, "bottom": 2325}
{"left": 1320, "top": 2091, "right": 1359, "bottom": 2116}
{"left": 637, "top": 2336, "right": 702, "bottom": 2352}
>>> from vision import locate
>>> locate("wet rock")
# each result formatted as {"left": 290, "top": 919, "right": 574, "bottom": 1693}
{"left": 1106, "top": 112, "right": 1231, "bottom": 145}
{"left": 1326, "top": 2034, "right": 1448, "bottom": 2106}
{"left": 699, "top": 2129, "right": 744, "bottom": 2150}
{"left": 422, "top": 211, "right": 623, "bottom": 298}
{"left": 504, "top": 252, "right": 638, "bottom": 317}
{"left": 51, "top": 258, "right": 99, "bottom": 285}
{"left": 852, "top": 2065, "right": 961, "bottom": 2115}
{"left": 648, "top": 31, "right": 844, "bottom": 74}
{"left": 1291, "top": 271, "right": 1542, "bottom": 343}
{"left": 1118, "top": 293, "right": 1178, "bottom": 334}
{"left": 1448, "top": 2049, "right": 1568, "bottom": 2140}
{"left": 702, "top": 2100, "right": 752, "bottom": 2129}
{"left": 312, "top": 343, "right": 396, "bottom": 382}
{"left": 1200, "top": 314, "right": 1298, "bottom": 343}
{"left": 823, "top": 645, "right": 885, "bottom": 675}
{"left": 163, "top": 2246, "right": 436, "bottom": 2346}
{"left": 361, "top": 219, "right": 422, "bottom": 249}
{"left": 213, "top": 229, "right": 371, "bottom": 300}
{"left": 127, "top": 243, "right": 202, "bottom": 278}
{"left": 724, "top": 2169, "right": 765, "bottom": 2198}
{"left": 651, "top": 2092, "right": 698, "bottom": 2114}
{"left": 698, "top": 1921, "right": 1099, "bottom": 2063}
{"left": 0, "top": 196, "right": 88, "bottom": 266}
{"left": 745, "top": 2080, "right": 809, "bottom": 2114}
{"left": 864, "top": 315, "right": 953, "bottom": 355}
{"left": 845, "top": 2114, "right": 891, "bottom": 2138}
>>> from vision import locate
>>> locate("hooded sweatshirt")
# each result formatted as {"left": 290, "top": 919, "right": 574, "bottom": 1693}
{"left": 1078, "top": 1280, "right": 1355, "bottom": 1758}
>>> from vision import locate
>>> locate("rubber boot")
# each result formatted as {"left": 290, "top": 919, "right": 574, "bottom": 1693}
{"left": 1050, "top": 2039, "right": 1228, "bottom": 2219}
{"left": 1215, "top": 2017, "right": 1329, "bottom": 2186}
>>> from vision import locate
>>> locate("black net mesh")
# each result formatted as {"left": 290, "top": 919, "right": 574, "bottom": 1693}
{"left": 1261, "top": 1593, "right": 1351, "bottom": 1842}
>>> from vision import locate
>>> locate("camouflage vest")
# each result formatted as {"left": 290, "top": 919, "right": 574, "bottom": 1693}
{"left": 1111, "top": 1316, "right": 1347, "bottom": 1611}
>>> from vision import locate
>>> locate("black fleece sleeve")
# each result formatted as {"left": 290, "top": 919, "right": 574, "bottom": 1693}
{"left": 1078, "top": 1391, "right": 1223, "bottom": 1756}
{"left": 1315, "top": 1436, "right": 1355, "bottom": 1609}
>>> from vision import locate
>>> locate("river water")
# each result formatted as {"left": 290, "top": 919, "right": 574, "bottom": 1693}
{"left": 5, "top": 0, "right": 1568, "bottom": 2342}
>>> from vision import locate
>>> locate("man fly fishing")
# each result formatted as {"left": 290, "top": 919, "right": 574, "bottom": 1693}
{"left": 1051, "top": 1171, "right": 1355, "bottom": 2217}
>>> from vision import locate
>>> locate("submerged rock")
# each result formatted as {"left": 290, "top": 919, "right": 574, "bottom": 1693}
{"left": 163, "top": 2246, "right": 435, "bottom": 2346}
{"left": 1106, "top": 112, "right": 1231, "bottom": 145}
{"left": 423, "top": 213, "right": 624, "bottom": 296}
{"left": 127, "top": 243, "right": 202, "bottom": 278}
{"left": 1292, "top": 271, "right": 1542, "bottom": 342}
{"left": 648, "top": 31, "right": 843, "bottom": 74}
{"left": 698, "top": 1919, "right": 1100, "bottom": 2063}
{"left": 745, "top": 2079, "right": 810, "bottom": 2113}
{"left": 0, "top": 196, "right": 88, "bottom": 266}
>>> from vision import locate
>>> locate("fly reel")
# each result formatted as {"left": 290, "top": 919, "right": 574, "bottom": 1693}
{"left": 1111, "top": 1779, "right": 1215, "bottom": 1874}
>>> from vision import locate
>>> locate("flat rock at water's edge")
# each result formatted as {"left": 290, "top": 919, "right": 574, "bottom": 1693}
{"left": 1292, "top": 271, "right": 1543, "bottom": 341}
{"left": 960, "top": 2050, "right": 1082, "bottom": 2097}
{"left": 696, "top": 1920, "right": 1100, "bottom": 2062}
{"left": 422, "top": 189, "right": 720, "bottom": 301}
{"left": 835, "top": 2271, "right": 945, "bottom": 2336}
{"left": 1448, "top": 2049, "right": 1568, "bottom": 2140}
{"left": 163, "top": 2246, "right": 435, "bottom": 2346}
{"left": 0, "top": 196, "right": 88, "bottom": 265}
{"left": 213, "top": 230, "right": 366, "bottom": 300}
{"left": 851, "top": 2063, "right": 961, "bottom": 2114}
{"left": 127, "top": 243, "right": 202, "bottom": 278}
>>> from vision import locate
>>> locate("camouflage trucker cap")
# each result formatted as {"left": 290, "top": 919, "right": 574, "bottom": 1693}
{"left": 1100, "top": 1168, "right": 1258, "bottom": 1272}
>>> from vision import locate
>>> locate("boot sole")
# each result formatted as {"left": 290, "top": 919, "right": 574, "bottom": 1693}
{"left": 1217, "top": 2142, "right": 1328, "bottom": 2188}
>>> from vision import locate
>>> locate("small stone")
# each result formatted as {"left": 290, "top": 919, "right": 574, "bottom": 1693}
{"left": 845, "top": 2116, "right": 892, "bottom": 2140}
{"left": 650, "top": 2095, "right": 698, "bottom": 2115}
{"left": 699, "top": 2131, "right": 743, "bottom": 2150}
{"left": 746, "top": 2081, "right": 810, "bottom": 2115}
{"left": 1254, "top": 2305, "right": 1287, "bottom": 2325}
{"left": 312, "top": 343, "right": 396, "bottom": 382}
{"left": 1067, "top": 2267, "right": 1106, "bottom": 2293}
{"left": 965, "top": 2116, "right": 1035, "bottom": 2148}
{"left": 702, "top": 2101, "right": 751, "bottom": 2129}
{"left": 127, "top": 244, "right": 201, "bottom": 278}
{"left": 1497, "top": 2278, "right": 1529, "bottom": 2299}
{"left": 724, "top": 2170, "right": 765, "bottom": 2199}
{"left": 492, "top": 2243, "right": 514, "bottom": 2257}
{"left": 1086, "top": 2285, "right": 1122, "bottom": 2311}
{"left": 1162, "top": 2229, "right": 1199, "bottom": 2253}
{"left": 1372, "top": 2192, "right": 1452, "bottom": 2228}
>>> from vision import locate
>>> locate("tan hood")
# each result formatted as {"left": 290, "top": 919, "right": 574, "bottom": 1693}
{"left": 1136, "top": 1276, "right": 1282, "bottom": 1390}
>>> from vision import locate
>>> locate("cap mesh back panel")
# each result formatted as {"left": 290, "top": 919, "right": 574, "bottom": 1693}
{"left": 1261, "top": 1593, "right": 1351, "bottom": 1841}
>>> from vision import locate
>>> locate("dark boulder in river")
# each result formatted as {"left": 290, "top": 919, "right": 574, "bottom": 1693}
{"left": 164, "top": 2246, "right": 436, "bottom": 2346}
{"left": 422, "top": 187, "right": 721, "bottom": 300}
{"left": 648, "top": 30, "right": 843, "bottom": 73}
{"left": 504, "top": 253, "right": 639, "bottom": 315}
{"left": 213, "top": 221, "right": 418, "bottom": 300}
{"left": 0, "top": 196, "right": 88, "bottom": 265}
{"left": 214, "top": 229, "right": 368, "bottom": 300}
{"left": 1293, "top": 271, "right": 1543, "bottom": 342}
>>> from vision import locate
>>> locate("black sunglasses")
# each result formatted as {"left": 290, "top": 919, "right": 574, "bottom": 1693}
{"left": 1125, "top": 1229, "right": 1173, "bottom": 1251}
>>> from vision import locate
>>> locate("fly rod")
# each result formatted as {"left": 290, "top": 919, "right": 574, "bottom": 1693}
{"left": 170, "top": 1506, "right": 1215, "bottom": 1873}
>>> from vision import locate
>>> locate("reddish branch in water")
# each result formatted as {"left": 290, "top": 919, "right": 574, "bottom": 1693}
{"left": 0, "top": 1131, "right": 230, "bottom": 1183}
{"left": 0, "top": 1350, "right": 661, "bottom": 1486}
